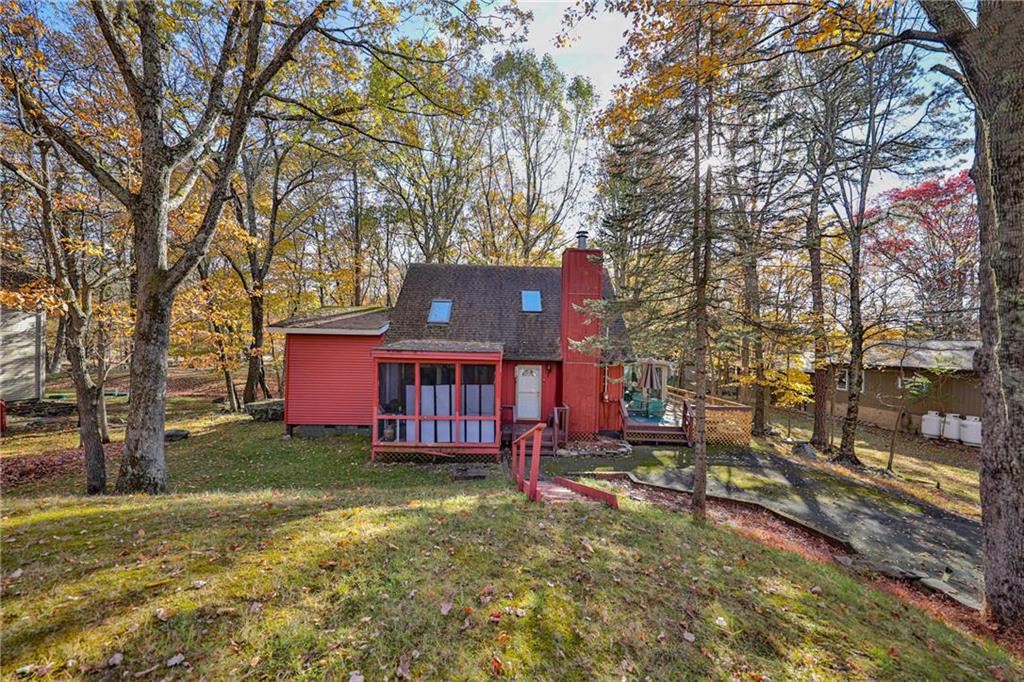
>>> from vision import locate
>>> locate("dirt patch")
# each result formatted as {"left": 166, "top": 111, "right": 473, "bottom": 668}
{"left": 613, "top": 478, "right": 1023, "bottom": 661}
{"left": 0, "top": 443, "right": 122, "bottom": 488}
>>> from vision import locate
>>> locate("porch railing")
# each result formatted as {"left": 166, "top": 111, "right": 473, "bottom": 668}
{"left": 666, "top": 386, "right": 752, "bottom": 446}
{"left": 510, "top": 422, "right": 545, "bottom": 502}
{"left": 552, "top": 405, "right": 569, "bottom": 447}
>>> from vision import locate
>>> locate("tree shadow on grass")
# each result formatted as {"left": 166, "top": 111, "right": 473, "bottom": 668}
{"left": 1, "top": 487, "right": 1017, "bottom": 680}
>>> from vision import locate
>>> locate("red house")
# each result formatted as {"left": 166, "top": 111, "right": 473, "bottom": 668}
{"left": 269, "top": 234, "right": 632, "bottom": 460}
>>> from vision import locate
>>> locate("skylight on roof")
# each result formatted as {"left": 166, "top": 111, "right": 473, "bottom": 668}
{"left": 521, "top": 290, "right": 542, "bottom": 312}
{"left": 427, "top": 299, "right": 452, "bottom": 324}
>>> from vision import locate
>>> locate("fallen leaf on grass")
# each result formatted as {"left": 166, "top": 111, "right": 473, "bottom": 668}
{"left": 440, "top": 601, "right": 453, "bottom": 616}
{"left": 489, "top": 612, "right": 502, "bottom": 623}
{"left": 107, "top": 652, "right": 124, "bottom": 667}
{"left": 349, "top": 672, "right": 365, "bottom": 682}
{"left": 460, "top": 616, "right": 472, "bottom": 632}
{"left": 190, "top": 580, "right": 207, "bottom": 589}
{"left": 714, "top": 616, "right": 727, "bottom": 628}
{"left": 683, "top": 631, "right": 696, "bottom": 643}
{"left": 155, "top": 608, "right": 172, "bottom": 622}
{"left": 165, "top": 653, "right": 185, "bottom": 667}
{"left": 9, "top": 568, "right": 22, "bottom": 579}
{"left": 491, "top": 656, "right": 504, "bottom": 676}
{"left": 396, "top": 654, "right": 412, "bottom": 680}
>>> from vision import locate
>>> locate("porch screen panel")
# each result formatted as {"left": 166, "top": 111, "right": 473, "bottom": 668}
{"left": 420, "top": 364, "right": 455, "bottom": 443}
{"left": 377, "top": 363, "right": 415, "bottom": 442}
{"left": 460, "top": 364, "right": 496, "bottom": 443}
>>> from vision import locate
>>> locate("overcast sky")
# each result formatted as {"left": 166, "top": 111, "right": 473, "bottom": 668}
{"left": 519, "top": 1, "right": 630, "bottom": 108}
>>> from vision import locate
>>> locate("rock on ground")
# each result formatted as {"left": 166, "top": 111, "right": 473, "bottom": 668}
{"left": 245, "top": 399, "right": 284, "bottom": 422}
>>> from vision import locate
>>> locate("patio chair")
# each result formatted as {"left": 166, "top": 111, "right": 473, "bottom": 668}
{"left": 627, "top": 396, "right": 648, "bottom": 416}
{"left": 646, "top": 398, "right": 666, "bottom": 419}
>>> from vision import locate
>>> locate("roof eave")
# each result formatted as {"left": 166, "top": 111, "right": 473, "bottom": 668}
{"left": 267, "top": 323, "right": 389, "bottom": 336}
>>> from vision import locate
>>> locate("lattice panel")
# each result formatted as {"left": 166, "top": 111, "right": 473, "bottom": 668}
{"left": 567, "top": 431, "right": 599, "bottom": 443}
{"left": 374, "top": 451, "right": 499, "bottom": 464}
{"left": 705, "top": 408, "right": 752, "bottom": 446}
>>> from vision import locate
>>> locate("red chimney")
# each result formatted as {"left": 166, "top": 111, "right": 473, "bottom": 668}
{"left": 560, "top": 232, "right": 603, "bottom": 436}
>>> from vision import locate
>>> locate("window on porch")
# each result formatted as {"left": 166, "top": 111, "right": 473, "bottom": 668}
{"left": 460, "top": 364, "right": 496, "bottom": 443}
{"left": 377, "top": 362, "right": 415, "bottom": 442}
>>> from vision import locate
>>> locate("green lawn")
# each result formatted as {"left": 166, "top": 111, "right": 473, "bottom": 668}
{"left": 1, "top": 406, "right": 1019, "bottom": 679}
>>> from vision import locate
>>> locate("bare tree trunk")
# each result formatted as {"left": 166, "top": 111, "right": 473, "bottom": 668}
{"left": 47, "top": 315, "right": 66, "bottom": 375}
{"left": 351, "top": 161, "right": 364, "bottom": 306}
{"left": 835, "top": 227, "right": 865, "bottom": 466}
{"left": 886, "top": 406, "right": 903, "bottom": 472}
{"left": 243, "top": 291, "right": 270, "bottom": 404}
{"left": 64, "top": 311, "right": 105, "bottom": 494}
{"left": 223, "top": 369, "right": 240, "bottom": 412}
{"left": 806, "top": 174, "right": 830, "bottom": 451}
{"left": 691, "top": 165, "right": 713, "bottom": 517}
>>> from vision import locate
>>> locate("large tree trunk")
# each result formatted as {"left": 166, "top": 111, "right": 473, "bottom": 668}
{"left": 691, "top": 166, "right": 713, "bottom": 516}
{"left": 978, "top": 93, "right": 1024, "bottom": 628}
{"left": 835, "top": 230, "right": 864, "bottom": 466}
{"left": 116, "top": 292, "right": 172, "bottom": 493}
{"left": 917, "top": 0, "right": 1024, "bottom": 629}
{"left": 47, "top": 314, "right": 66, "bottom": 375}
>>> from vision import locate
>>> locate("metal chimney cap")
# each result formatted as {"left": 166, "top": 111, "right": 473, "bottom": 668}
{"left": 575, "top": 230, "right": 589, "bottom": 249}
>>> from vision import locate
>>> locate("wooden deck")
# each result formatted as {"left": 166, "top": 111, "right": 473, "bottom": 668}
{"left": 622, "top": 401, "right": 691, "bottom": 445}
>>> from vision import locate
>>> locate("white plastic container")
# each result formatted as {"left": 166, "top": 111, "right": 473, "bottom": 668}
{"left": 942, "top": 413, "right": 963, "bottom": 441}
{"left": 921, "top": 411, "right": 942, "bottom": 439}
{"left": 960, "top": 416, "right": 982, "bottom": 447}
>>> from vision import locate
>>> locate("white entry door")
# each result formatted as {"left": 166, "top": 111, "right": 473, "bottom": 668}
{"left": 515, "top": 365, "right": 542, "bottom": 421}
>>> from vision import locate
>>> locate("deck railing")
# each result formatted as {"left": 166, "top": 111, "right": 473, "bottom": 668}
{"left": 510, "top": 422, "right": 545, "bottom": 501}
{"left": 552, "top": 406, "right": 570, "bottom": 447}
{"left": 665, "top": 386, "right": 752, "bottom": 446}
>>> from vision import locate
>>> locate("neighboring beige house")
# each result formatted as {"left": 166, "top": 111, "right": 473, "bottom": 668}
{"left": 829, "top": 340, "right": 981, "bottom": 433}
{"left": 0, "top": 266, "right": 46, "bottom": 402}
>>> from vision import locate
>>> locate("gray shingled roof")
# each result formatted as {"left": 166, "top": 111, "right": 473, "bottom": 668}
{"left": 378, "top": 340, "right": 504, "bottom": 354}
{"left": 864, "top": 340, "right": 981, "bottom": 372}
{"left": 268, "top": 306, "right": 389, "bottom": 333}
{"left": 386, "top": 263, "right": 632, "bottom": 363}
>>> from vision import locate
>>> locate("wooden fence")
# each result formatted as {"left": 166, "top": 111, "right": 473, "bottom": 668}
{"left": 666, "top": 386, "right": 753, "bottom": 447}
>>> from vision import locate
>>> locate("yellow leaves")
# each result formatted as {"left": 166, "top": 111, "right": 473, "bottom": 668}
{"left": 0, "top": 279, "right": 64, "bottom": 314}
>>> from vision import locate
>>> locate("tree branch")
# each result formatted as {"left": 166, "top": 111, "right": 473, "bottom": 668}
{"left": 89, "top": 0, "right": 144, "bottom": 110}
{"left": 2, "top": 68, "right": 135, "bottom": 207}
{"left": 167, "top": 3, "right": 242, "bottom": 165}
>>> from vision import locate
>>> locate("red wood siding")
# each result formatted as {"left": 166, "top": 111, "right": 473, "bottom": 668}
{"left": 599, "top": 364, "right": 625, "bottom": 432}
{"left": 285, "top": 333, "right": 382, "bottom": 426}
{"left": 501, "top": 360, "right": 561, "bottom": 422}
{"left": 560, "top": 248, "right": 603, "bottom": 434}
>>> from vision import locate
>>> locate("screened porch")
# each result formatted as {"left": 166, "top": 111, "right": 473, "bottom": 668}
{"left": 372, "top": 349, "right": 503, "bottom": 457}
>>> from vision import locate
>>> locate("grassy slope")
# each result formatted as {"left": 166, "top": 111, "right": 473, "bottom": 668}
{"left": 766, "top": 408, "right": 982, "bottom": 516}
{"left": 1, "top": 409, "right": 1019, "bottom": 680}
